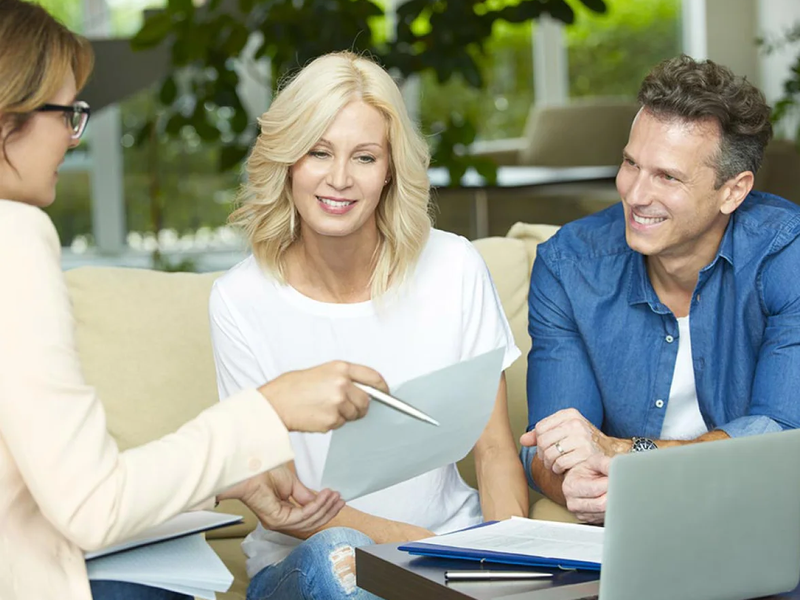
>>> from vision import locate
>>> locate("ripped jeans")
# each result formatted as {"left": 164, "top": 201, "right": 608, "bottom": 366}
{"left": 246, "top": 528, "right": 383, "bottom": 600}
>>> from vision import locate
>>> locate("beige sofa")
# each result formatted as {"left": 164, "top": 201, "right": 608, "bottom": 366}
{"left": 65, "top": 222, "right": 567, "bottom": 600}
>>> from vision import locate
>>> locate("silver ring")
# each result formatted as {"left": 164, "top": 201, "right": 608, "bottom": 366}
{"left": 555, "top": 440, "right": 566, "bottom": 456}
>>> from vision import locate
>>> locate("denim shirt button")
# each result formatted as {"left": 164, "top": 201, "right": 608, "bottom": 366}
{"left": 665, "top": 335, "right": 674, "bottom": 343}
{"left": 655, "top": 399, "right": 665, "bottom": 408}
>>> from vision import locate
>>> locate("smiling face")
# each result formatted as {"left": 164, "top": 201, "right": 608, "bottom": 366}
{"left": 0, "top": 71, "right": 79, "bottom": 207}
{"left": 290, "top": 100, "right": 391, "bottom": 244}
{"left": 616, "top": 109, "right": 738, "bottom": 266}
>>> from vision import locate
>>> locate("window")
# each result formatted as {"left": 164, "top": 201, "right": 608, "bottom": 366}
{"left": 567, "top": 0, "right": 682, "bottom": 98}
{"left": 420, "top": 20, "right": 535, "bottom": 142}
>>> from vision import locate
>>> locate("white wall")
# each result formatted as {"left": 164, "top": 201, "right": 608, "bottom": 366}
{"left": 707, "top": 0, "right": 759, "bottom": 82}
{"left": 757, "top": 0, "right": 800, "bottom": 138}
{"left": 683, "top": 0, "right": 758, "bottom": 81}
{"left": 684, "top": 0, "right": 800, "bottom": 137}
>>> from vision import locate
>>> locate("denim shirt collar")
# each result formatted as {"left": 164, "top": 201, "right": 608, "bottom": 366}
{"left": 627, "top": 214, "right": 735, "bottom": 313}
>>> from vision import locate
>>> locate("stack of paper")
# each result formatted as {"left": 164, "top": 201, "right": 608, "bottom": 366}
{"left": 87, "top": 534, "right": 232, "bottom": 599}
{"left": 86, "top": 511, "right": 241, "bottom": 599}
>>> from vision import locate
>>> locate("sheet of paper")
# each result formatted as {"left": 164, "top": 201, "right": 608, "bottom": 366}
{"left": 321, "top": 348, "right": 505, "bottom": 500}
{"left": 85, "top": 510, "right": 241, "bottom": 560}
{"left": 86, "top": 533, "right": 233, "bottom": 600}
{"left": 416, "top": 516, "right": 604, "bottom": 564}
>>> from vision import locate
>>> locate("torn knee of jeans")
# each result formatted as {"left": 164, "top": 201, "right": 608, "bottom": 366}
{"left": 329, "top": 544, "right": 357, "bottom": 594}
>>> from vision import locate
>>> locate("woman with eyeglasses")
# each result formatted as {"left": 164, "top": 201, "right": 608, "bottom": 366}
{"left": 0, "top": 2, "right": 388, "bottom": 599}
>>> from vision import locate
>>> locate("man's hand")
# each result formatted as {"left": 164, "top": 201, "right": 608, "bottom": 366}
{"left": 562, "top": 453, "right": 611, "bottom": 524}
{"left": 522, "top": 408, "right": 628, "bottom": 475}
{"left": 259, "top": 361, "right": 389, "bottom": 433}
{"left": 219, "top": 466, "right": 344, "bottom": 535}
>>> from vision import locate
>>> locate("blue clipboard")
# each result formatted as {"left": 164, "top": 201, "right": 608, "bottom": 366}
{"left": 397, "top": 521, "right": 601, "bottom": 572}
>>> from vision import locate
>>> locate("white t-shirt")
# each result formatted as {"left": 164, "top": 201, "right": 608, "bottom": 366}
{"left": 660, "top": 316, "right": 708, "bottom": 440}
{"left": 209, "top": 229, "right": 521, "bottom": 576}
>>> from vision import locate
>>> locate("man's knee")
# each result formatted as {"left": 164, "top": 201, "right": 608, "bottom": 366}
{"left": 300, "top": 528, "right": 374, "bottom": 596}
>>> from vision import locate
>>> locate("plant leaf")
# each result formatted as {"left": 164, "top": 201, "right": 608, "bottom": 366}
{"left": 159, "top": 76, "right": 178, "bottom": 105}
{"left": 219, "top": 144, "right": 249, "bottom": 171}
{"left": 131, "top": 12, "right": 173, "bottom": 50}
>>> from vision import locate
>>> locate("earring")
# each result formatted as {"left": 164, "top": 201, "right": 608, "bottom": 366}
{"left": 384, "top": 178, "right": 390, "bottom": 185}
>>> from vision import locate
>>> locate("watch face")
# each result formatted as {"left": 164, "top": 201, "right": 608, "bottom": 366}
{"left": 631, "top": 437, "right": 657, "bottom": 452}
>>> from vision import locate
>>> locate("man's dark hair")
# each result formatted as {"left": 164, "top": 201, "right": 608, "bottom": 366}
{"left": 638, "top": 54, "right": 773, "bottom": 188}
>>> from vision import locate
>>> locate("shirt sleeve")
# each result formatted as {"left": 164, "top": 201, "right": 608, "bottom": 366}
{"left": 209, "top": 281, "right": 267, "bottom": 400}
{"left": 459, "top": 237, "right": 521, "bottom": 370}
{"left": 523, "top": 242, "right": 603, "bottom": 488}
{"left": 0, "top": 204, "right": 293, "bottom": 551}
{"left": 719, "top": 237, "right": 800, "bottom": 438}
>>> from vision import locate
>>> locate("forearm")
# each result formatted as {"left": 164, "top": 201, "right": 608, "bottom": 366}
{"left": 472, "top": 374, "right": 528, "bottom": 520}
{"left": 652, "top": 429, "right": 730, "bottom": 448}
{"left": 476, "top": 447, "right": 528, "bottom": 521}
{"left": 530, "top": 452, "right": 567, "bottom": 506}
{"left": 296, "top": 505, "right": 432, "bottom": 544}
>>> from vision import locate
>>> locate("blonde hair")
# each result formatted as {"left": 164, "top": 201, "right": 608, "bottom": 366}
{"left": 230, "top": 51, "right": 432, "bottom": 298}
{"left": 0, "top": 0, "right": 94, "bottom": 156}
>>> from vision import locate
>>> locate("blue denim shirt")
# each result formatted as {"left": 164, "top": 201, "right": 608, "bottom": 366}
{"left": 521, "top": 192, "right": 800, "bottom": 487}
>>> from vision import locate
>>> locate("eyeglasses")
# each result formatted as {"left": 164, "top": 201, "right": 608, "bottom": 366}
{"left": 36, "top": 100, "right": 91, "bottom": 140}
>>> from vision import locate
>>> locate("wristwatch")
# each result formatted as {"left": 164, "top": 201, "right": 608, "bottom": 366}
{"left": 630, "top": 436, "right": 658, "bottom": 452}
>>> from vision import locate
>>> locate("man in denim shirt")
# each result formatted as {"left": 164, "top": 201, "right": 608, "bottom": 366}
{"left": 520, "top": 55, "right": 800, "bottom": 524}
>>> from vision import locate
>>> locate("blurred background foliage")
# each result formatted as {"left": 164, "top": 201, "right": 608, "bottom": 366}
{"left": 127, "top": 0, "right": 609, "bottom": 174}
{"left": 45, "top": 0, "right": 681, "bottom": 247}
{"left": 760, "top": 21, "right": 800, "bottom": 142}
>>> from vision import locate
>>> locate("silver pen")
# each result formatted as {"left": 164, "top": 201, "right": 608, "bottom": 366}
{"left": 353, "top": 382, "right": 440, "bottom": 426}
{"left": 445, "top": 570, "right": 554, "bottom": 581}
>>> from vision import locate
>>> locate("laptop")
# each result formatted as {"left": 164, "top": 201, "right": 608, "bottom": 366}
{"left": 598, "top": 428, "right": 800, "bottom": 600}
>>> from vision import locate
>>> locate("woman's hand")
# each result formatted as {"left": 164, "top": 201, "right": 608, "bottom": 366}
{"left": 259, "top": 361, "right": 389, "bottom": 433}
{"left": 219, "top": 466, "right": 345, "bottom": 535}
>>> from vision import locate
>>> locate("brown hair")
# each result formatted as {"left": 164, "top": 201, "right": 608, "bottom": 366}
{"left": 638, "top": 54, "right": 773, "bottom": 187}
{"left": 0, "top": 0, "right": 94, "bottom": 158}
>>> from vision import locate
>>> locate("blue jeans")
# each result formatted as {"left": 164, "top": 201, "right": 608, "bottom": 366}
{"left": 247, "top": 527, "right": 383, "bottom": 600}
{"left": 89, "top": 580, "right": 191, "bottom": 600}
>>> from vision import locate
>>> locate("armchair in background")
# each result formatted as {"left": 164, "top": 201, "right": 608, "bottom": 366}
{"left": 470, "top": 98, "right": 641, "bottom": 167}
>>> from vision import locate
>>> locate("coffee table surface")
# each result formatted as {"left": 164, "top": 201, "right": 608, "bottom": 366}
{"left": 356, "top": 542, "right": 800, "bottom": 600}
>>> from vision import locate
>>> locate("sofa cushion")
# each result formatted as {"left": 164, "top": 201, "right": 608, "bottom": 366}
{"left": 66, "top": 267, "right": 220, "bottom": 447}
{"left": 506, "top": 223, "right": 560, "bottom": 271}
{"left": 464, "top": 226, "right": 557, "bottom": 511}
{"left": 471, "top": 236, "right": 531, "bottom": 455}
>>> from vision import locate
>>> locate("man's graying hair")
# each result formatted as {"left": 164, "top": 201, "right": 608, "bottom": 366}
{"left": 638, "top": 54, "right": 773, "bottom": 188}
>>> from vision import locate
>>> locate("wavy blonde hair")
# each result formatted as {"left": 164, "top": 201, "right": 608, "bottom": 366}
{"left": 230, "top": 51, "right": 432, "bottom": 298}
{"left": 0, "top": 0, "right": 94, "bottom": 159}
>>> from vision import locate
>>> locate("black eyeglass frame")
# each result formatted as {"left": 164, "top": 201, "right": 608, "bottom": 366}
{"left": 36, "top": 100, "right": 91, "bottom": 140}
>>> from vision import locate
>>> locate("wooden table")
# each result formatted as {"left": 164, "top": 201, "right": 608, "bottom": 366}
{"left": 427, "top": 166, "right": 620, "bottom": 239}
{"left": 356, "top": 542, "right": 800, "bottom": 600}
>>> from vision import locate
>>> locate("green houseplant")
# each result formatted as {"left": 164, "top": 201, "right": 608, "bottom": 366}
{"left": 131, "top": 0, "right": 607, "bottom": 181}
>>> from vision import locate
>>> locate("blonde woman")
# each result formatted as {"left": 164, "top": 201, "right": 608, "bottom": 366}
{"left": 0, "top": 4, "right": 388, "bottom": 599}
{"left": 210, "top": 51, "right": 529, "bottom": 599}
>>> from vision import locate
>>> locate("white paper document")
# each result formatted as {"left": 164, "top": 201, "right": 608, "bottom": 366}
{"left": 417, "top": 516, "right": 604, "bottom": 565}
{"left": 85, "top": 510, "right": 242, "bottom": 560}
{"left": 320, "top": 348, "right": 505, "bottom": 500}
{"left": 87, "top": 533, "right": 233, "bottom": 600}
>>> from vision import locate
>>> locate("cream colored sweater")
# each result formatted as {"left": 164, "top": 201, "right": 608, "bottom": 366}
{"left": 0, "top": 199, "right": 293, "bottom": 599}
